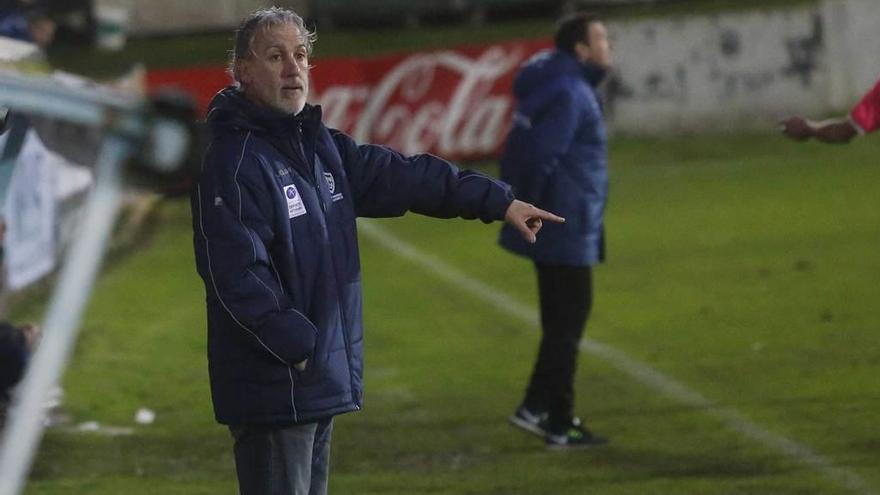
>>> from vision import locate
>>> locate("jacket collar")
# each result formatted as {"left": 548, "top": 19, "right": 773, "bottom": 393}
{"left": 581, "top": 61, "right": 608, "bottom": 88}
{"left": 206, "top": 87, "right": 323, "bottom": 136}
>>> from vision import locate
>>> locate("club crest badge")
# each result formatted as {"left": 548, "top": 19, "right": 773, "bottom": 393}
{"left": 324, "top": 172, "right": 344, "bottom": 202}
{"left": 323, "top": 172, "right": 335, "bottom": 194}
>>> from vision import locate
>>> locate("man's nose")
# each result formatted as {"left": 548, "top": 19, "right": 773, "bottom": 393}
{"left": 283, "top": 56, "right": 301, "bottom": 76}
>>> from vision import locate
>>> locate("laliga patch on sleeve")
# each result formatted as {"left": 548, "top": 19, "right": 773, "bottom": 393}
{"left": 284, "top": 184, "right": 307, "bottom": 218}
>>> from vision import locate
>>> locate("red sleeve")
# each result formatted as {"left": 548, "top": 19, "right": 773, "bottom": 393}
{"left": 849, "top": 79, "right": 880, "bottom": 134}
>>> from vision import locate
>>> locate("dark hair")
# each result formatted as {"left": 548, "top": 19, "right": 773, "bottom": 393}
{"left": 554, "top": 13, "right": 601, "bottom": 55}
{"left": 229, "top": 7, "right": 316, "bottom": 84}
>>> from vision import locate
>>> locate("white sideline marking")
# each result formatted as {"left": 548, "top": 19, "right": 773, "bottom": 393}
{"left": 358, "top": 219, "right": 876, "bottom": 495}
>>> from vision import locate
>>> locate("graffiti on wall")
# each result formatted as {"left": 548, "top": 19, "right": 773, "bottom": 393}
{"left": 783, "top": 13, "right": 823, "bottom": 87}
{"left": 602, "top": 9, "right": 827, "bottom": 127}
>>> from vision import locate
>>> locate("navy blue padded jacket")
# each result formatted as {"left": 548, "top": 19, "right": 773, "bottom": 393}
{"left": 192, "top": 88, "right": 514, "bottom": 426}
{"left": 498, "top": 50, "right": 609, "bottom": 267}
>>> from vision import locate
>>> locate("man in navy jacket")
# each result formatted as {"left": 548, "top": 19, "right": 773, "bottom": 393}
{"left": 499, "top": 13, "right": 612, "bottom": 449}
{"left": 191, "top": 7, "right": 562, "bottom": 495}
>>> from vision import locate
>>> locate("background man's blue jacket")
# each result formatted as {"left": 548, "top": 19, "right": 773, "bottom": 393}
{"left": 192, "top": 88, "right": 513, "bottom": 426}
{"left": 498, "top": 50, "right": 609, "bottom": 266}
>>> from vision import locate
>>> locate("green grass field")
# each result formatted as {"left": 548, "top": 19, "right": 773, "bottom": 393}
{"left": 10, "top": 132, "right": 879, "bottom": 494}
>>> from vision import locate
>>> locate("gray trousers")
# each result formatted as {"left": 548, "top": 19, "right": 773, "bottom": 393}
{"left": 230, "top": 417, "right": 333, "bottom": 495}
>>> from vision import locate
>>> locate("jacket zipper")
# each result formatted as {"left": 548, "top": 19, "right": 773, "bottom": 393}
{"left": 285, "top": 123, "right": 314, "bottom": 419}
{"left": 297, "top": 124, "right": 360, "bottom": 409}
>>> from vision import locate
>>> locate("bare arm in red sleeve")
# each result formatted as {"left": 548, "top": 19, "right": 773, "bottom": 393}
{"left": 779, "top": 78, "right": 880, "bottom": 144}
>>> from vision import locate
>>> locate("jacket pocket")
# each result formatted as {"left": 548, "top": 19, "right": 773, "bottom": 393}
{"left": 293, "top": 334, "right": 320, "bottom": 383}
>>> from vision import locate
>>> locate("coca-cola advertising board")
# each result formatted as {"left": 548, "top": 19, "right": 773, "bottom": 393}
{"left": 147, "top": 38, "right": 552, "bottom": 161}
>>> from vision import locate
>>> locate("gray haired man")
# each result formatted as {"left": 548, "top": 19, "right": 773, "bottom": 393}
{"left": 192, "top": 7, "right": 563, "bottom": 495}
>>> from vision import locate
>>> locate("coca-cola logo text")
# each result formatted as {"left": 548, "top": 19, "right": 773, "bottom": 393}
{"left": 147, "top": 39, "right": 552, "bottom": 161}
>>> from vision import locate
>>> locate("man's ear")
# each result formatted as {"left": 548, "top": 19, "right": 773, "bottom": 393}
{"left": 574, "top": 41, "right": 591, "bottom": 63}
{"left": 236, "top": 59, "right": 251, "bottom": 87}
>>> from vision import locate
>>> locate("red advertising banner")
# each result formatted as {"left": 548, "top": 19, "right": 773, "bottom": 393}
{"left": 147, "top": 38, "right": 551, "bottom": 161}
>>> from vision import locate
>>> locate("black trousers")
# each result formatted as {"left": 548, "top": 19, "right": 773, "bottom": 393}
{"left": 522, "top": 263, "right": 593, "bottom": 430}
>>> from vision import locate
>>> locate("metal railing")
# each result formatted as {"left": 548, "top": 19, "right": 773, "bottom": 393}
{"left": 0, "top": 70, "right": 190, "bottom": 495}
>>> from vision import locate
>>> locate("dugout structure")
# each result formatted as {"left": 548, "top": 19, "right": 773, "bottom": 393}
{"left": 0, "top": 69, "right": 190, "bottom": 495}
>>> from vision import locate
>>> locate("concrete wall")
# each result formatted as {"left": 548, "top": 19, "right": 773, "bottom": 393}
{"left": 823, "top": 0, "right": 880, "bottom": 110}
{"left": 604, "top": 0, "right": 880, "bottom": 134}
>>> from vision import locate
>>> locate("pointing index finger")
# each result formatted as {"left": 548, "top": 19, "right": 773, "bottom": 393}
{"left": 534, "top": 207, "right": 565, "bottom": 224}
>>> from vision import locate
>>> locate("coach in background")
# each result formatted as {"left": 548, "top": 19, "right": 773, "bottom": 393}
{"left": 191, "top": 7, "right": 562, "bottom": 495}
{"left": 780, "top": 78, "right": 880, "bottom": 142}
{"left": 498, "top": 12, "right": 612, "bottom": 450}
